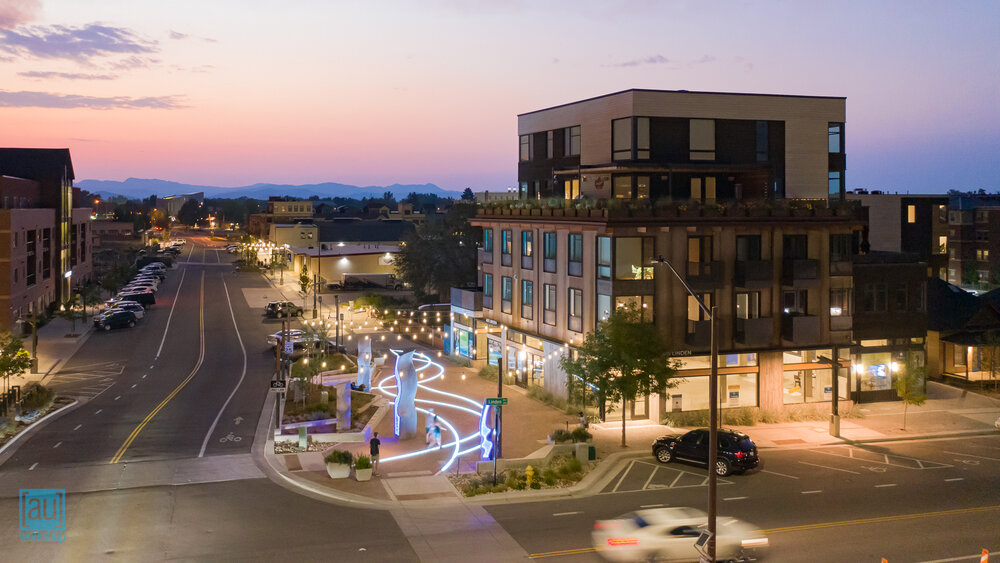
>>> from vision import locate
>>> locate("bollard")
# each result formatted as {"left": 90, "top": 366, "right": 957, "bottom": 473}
{"left": 298, "top": 426, "right": 307, "bottom": 451}
{"left": 320, "top": 390, "right": 329, "bottom": 408}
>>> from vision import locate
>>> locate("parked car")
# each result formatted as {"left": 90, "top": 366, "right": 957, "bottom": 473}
{"left": 117, "top": 291, "right": 155, "bottom": 307}
{"left": 592, "top": 507, "right": 768, "bottom": 562}
{"left": 94, "top": 310, "right": 137, "bottom": 331}
{"left": 266, "top": 329, "right": 328, "bottom": 348}
{"left": 652, "top": 429, "right": 759, "bottom": 476}
{"left": 122, "top": 283, "right": 157, "bottom": 294}
{"left": 264, "top": 301, "right": 303, "bottom": 318}
{"left": 108, "top": 301, "right": 145, "bottom": 319}
{"left": 131, "top": 275, "right": 160, "bottom": 287}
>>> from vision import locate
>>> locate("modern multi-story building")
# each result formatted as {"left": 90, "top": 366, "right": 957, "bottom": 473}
{"left": 0, "top": 148, "right": 93, "bottom": 331}
{"left": 248, "top": 197, "right": 314, "bottom": 238}
{"left": 455, "top": 90, "right": 883, "bottom": 422}
{"left": 846, "top": 191, "right": 949, "bottom": 280}
{"left": 945, "top": 194, "right": 1000, "bottom": 288}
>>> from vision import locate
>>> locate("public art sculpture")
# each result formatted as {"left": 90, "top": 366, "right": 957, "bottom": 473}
{"left": 356, "top": 337, "right": 372, "bottom": 389}
{"left": 393, "top": 351, "right": 419, "bottom": 438}
{"left": 479, "top": 401, "right": 498, "bottom": 460}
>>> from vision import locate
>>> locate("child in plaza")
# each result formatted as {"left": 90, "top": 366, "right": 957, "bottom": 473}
{"left": 432, "top": 424, "right": 442, "bottom": 449}
{"left": 424, "top": 408, "right": 436, "bottom": 444}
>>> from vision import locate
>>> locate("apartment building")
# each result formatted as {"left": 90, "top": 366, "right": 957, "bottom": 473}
{"left": 0, "top": 148, "right": 93, "bottom": 331}
{"left": 846, "top": 191, "right": 949, "bottom": 280}
{"left": 248, "top": 197, "right": 314, "bottom": 238}
{"left": 945, "top": 194, "right": 1000, "bottom": 288}
{"left": 454, "top": 90, "right": 884, "bottom": 421}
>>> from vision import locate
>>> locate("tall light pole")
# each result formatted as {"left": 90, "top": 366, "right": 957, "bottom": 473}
{"left": 654, "top": 256, "right": 718, "bottom": 562}
{"left": 313, "top": 244, "right": 320, "bottom": 319}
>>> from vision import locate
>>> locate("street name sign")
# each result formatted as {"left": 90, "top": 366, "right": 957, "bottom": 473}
{"left": 485, "top": 397, "right": 508, "bottom": 406}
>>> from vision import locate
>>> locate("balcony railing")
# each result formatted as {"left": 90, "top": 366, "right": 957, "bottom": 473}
{"left": 685, "top": 261, "right": 724, "bottom": 289}
{"left": 521, "top": 255, "right": 533, "bottom": 270}
{"left": 685, "top": 320, "right": 712, "bottom": 348}
{"left": 450, "top": 287, "right": 482, "bottom": 311}
{"left": 735, "top": 317, "right": 774, "bottom": 346}
{"left": 782, "top": 259, "right": 819, "bottom": 286}
{"left": 781, "top": 314, "right": 821, "bottom": 345}
{"left": 830, "top": 260, "right": 852, "bottom": 276}
{"left": 735, "top": 260, "right": 773, "bottom": 289}
{"left": 479, "top": 248, "right": 493, "bottom": 265}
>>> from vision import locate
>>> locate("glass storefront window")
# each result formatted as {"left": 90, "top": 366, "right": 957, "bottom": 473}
{"left": 456, "top": 328, "right": 472, "bottom": 358}
{"left": 859, "top": 352, "right": 894, "bottom": 391}
{"left": 784, "top": 368, "right": 834, "bottom": 403}
{"left": 615, "top": 295, "right": 653, "bottom": 322}
{"left": 666, "top": 373, "right": 759, "bottom": 413}
{"left": 487, "top": 339, "right": 502, "bottom": 367}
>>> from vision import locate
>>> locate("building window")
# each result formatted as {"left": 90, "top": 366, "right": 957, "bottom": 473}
{"left": 830, "top": 234, "right": 852, "bottom": 263}
{"left": 543, "top": 284, "right": 557, "bottom": 326}
{"left": 829, "top": 123, "right": 844, "bottom": 153}
{"left": 830, "top": 288, "right": 852, "bottom": 316}
{"left": 783, "top": 289, "right": 808, "bottom": 315}
{"left": 784, "top": 234, "right": 809, "bottom": 260}
{"left": 615, "top": 295, "right": 653, "bottom": 322}
{"left": 893, "top": 283, "right": 908, "bottom": 312}
{"left": 568, "top": 288, "right": 583, "bottom": 332}
{"left": 615, "top": 237, "right": 654, "bottom": 280}
{"left": 483, "top": 228, "right": 493, "bottom": 252}
{"left": 521, "top": 280, "right": 533, "bottom": 320}
{"left": 597, "top": 236, "right": 612, "bottom": 280}
{"left": 755, "top": 121, "right": 769, "bottom": 162}
{"left": 612, "top": 175, "right": 632, "bottom": 198}
{"left": 862, "top": 284, "right": 887, "bottom": 313}
{"left": 636, "top": 117, "right": 650, "bottom": 160}
{"left": 636, "top": 175, "right": 650, "bottom": 199}
{"left": 501, "top": 229, "right": 512, "bottom": 266}
{"left": 689, "top": 119, "right": 715, "bottom": 160}
{"left": 546, "top": 131, "right": 553, "bottom": 159}
{"left": 612, "top": 117, "right": 632, "bottom": 160}
{"left": 736, "top": 235, "right": 762, "bottom": 262}
{"left": 42, "top": 228, "right": 51, "bottom": 279}
{"left": 597, "top": 293, "right": 611, "bottom": 323}
{"left": 519, "top": 134, "right": 533, "bottom": 161}
{"left": 568, "top": 233, "right": 583, "bottom": 276}
{"left": 688, "top": 293, "right": 712, "bottom": 334}
{"left": 687, "top": 235, "right": 713, "bottom": 277}
{"left": 543, "top": 232, "right": 557, "bottom": 272}
{"left": 483, "top": 273, "right": 493, "bottom": 309}
{"left": 26, "top": 230, "right": 36, "bottom": 287}
{"left": 564, "top": 125, "right": 580, "bottom": 156}
{"left": 916, "top": 284, "right": 926, "bottom": 312}
{"left": 521, "top": 231, "right": 533, "bottom": 257}
{"left": 907, "top": 205, "right": 917, "bottom": 224}
{"left": 501, "top": 276, "right": 512, "bottom": 314}
{"left": 828, "top": 171, "right": 842, "bottom": 197}
{"left": 564, "top": 178, "right": 580, "bottom": 199}
{"left": 736, "top": 292, "right": 760, "bottom": 320}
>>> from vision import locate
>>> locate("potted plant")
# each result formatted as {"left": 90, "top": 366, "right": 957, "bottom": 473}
{"left": 354, "top": 454, "right": 373, "bottom": 481}
{"left": 324, "top": 449, "right": 353, "bottom": 479}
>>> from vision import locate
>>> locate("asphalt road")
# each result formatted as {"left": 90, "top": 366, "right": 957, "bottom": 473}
{"left": 486, "top": 436, "right": 1000, "bottom": 562}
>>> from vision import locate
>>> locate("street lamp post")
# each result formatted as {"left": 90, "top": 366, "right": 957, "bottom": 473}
{"left": 655, "top": 256, "right": 719, "bottom": 562}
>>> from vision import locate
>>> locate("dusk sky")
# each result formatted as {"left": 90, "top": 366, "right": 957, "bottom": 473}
{"left": 1, "top": 0, "right": 997, "bottom": 194}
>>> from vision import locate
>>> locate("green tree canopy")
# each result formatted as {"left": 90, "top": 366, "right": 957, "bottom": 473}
{"left": 894, "top": 354, "right": 927, "bottom": 430}
{"left": 560, "top": 304, "right": 679, "bottom": 446}
{"left": 394, "top": 202, "right": 480, "bottom": 300}
{"left": 461, "top": 188, "right": 475, "bottom": 201}
{"left": 0, "top": 332, "right": 33, "bottom": 397}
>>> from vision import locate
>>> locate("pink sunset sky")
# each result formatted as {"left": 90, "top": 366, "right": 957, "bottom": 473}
{"left": 0, "top": 0, "right": 997, "bottom": 193}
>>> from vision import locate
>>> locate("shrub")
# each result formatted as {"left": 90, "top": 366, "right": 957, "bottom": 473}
{"left": 549, "top": 429, "right": 572, "bottom": 443}
{"left": 354, "top": 455, "right": 371, "bottom": 469}
{"left": 530, "top": 481, "right": 541, "bottom": 489}
{"left": 571, "top": 428, "right": 592, "bottom": 442}
{"left": 527, "top": 385, "right": 568, "bottom": 411}
{"left": 542, "top": 469, "right": 557, "bottom": 486}
{"left": 478, "top": 365, "right": 498, "bottom": 381}
{"left": 324, "top": 449, "right": 353, "bottom": 465}
{"left": 21, "top": 383, "right": 54, "bottom": 411}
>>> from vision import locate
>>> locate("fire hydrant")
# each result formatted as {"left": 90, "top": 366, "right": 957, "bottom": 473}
{"left": 525, "top": 465, "right": 535, "bottom": 487}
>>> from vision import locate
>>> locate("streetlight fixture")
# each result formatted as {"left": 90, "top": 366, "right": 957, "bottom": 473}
{"left": 654, "top": 255, "right": 719, "bottom": 562}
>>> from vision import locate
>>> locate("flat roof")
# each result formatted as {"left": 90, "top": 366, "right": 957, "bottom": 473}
{"left": 288, "top": 244, "right": 399, "bottom": 257}
{"left": 518, "top": 88, "right": 846, "bottom": 117}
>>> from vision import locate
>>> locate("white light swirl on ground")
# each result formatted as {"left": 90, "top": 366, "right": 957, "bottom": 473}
{"left": 375, "top": 349, "right": 483, "bottom": 473}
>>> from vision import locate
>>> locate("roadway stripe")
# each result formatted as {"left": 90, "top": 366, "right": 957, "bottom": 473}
{"left": 73, "top": 424, "right": 82, "bottom": 431}
{"left": 944, "top": 450, "right": 1000, "bottom": 462}
{"left": 552, "top": 511, "right": 582, "bottom": 517}
{"left": 945, "top": 478, "right": 964, "bottom": 482}
{"left": 798, "top": 461, "right": 860, "bottom": 474}
{"left": 28, "top": 463, "right": 38, "bottom": 471}
{"left": 801, "top": 490, "right": 823, "bottom": 494}
{"left": 874, "top": 483, "right": 897, "bottom": 488}
{"left": 198, "top": 272, "right": 249, "bottom": 457}
{"left": 640, "top": 503, "right": 664, "bottom": 508}
{"left": 763, "top": 504, "right": 1000, "bottom": 534}
{"left": 155, "top": 267, "right": 188, "bottom": 360}
{"left": 529, "top": 547, "right": 598, "bottom": 559}
{"left": 920, "top": 550, "right": 996, "bottom": 562}
{"left": 110, "top": 272, "right": 206, "bottom": 464}
{"left": 762, "top": 469, "right": 800, "bottom": 479}
{"left": 723, "top": 496, "right": 748, "bottom": 501}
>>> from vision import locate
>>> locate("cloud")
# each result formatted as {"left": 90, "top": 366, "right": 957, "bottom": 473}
{"left": 607, "top": 54, "right": 670, "bottom": 68}
{"left": 0, "top": 0, "right": 40, "bottom": 29}
{"left": 0, "top": 90, "right": 186, "bottom": 109}
{"left": 18, "top": 70, "right": 118, "bottom": 80}
{"left": 168, "top": 30, "right": 188, "bottom": 40}
{"left": 0, "top": 23, "right": 158, "bottom": 63}
{"left": 107, "top": 55, "right": 160, "bottom": 70}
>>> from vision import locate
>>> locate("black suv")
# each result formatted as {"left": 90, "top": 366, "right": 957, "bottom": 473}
{"left": 265, "top": 301, "right": 303, "bottom": 318}
{"left": 652, "top": 429, "right": 759, "bottom": 476}
{"left": 95, "top": 310, "right": 138, "bottom": 331}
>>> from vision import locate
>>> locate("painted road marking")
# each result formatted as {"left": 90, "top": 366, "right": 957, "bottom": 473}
{"left": 114, "top": 395, "right": 121, "bottom": 401}
{"left": 73, "top": 424, "right": 82, "bottom": 431}
{"left": 799, "top": 461, "right": 860, "bottom": 475}
{"left": 801, "top": 490, "right": 823, "bottom": 494}
{"left": 943, "top": 450, "right": 1000, "bottom": 462}
{"left": 552, "top": 511, "right": 582, "bottom": 517}
{"left": 154, "top": 267, "right": 188, "bottom": 360}
{"left": 95, "top": 409, "right": 102, "bottom": 414}
{"left": 29, "top": 463, "right": 38, "bottom": 470}
{"left": 640, "top": 504, "right": 664, "bottom": 508}
{"left": 762, "top": 469, "right": 800, "bottom": 479}
{"left": 945, "top": 478, "right": 965, "bottom": 482}
{"left": 53, "top": 442, "right": 62, "bottom": 449}
{"left": 131, "top": 384, "right": 137, "bottom": 389}
{"left": 724, "top": 496, "right": 748, "bottom": 501}
{"left": 875, "top": 484, "right": 897, "bottom": 488}
{"left": 812, "top": 446, "right": 951, "bottom": 470}
{"left": 142, "top": 374, "right": 147, "bottom": 379}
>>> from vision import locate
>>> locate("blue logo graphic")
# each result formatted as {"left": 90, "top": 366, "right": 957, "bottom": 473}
{"left": 19, "top": 489, "right": 66, "bottom": 542}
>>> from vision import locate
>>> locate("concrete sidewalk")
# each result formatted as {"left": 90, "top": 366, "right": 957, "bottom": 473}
{"left": 15, "top": 315, "right": 94, "bottom": 387}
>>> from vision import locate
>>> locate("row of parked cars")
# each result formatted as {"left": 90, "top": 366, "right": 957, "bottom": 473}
{"left": 93, "top": 262, "right": 167, "bottom": 331}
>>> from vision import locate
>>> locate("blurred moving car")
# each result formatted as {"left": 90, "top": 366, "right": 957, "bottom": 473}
{"left": 592, "top": 507, "right": 768, "bottom": 562}
{"left": 653, "top": 429, "right": 759, "bottom": 476}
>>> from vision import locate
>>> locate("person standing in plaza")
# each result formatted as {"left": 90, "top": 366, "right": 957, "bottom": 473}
{"left": 369, "top": 431, "right": 381, "bottom": 476}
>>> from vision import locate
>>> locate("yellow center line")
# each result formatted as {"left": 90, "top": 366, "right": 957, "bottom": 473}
{"left": 109, "top": 272, "right": 206, "bottom": 464}
{"left": 528, "top": 505, "right": 1000, "bottom": 559}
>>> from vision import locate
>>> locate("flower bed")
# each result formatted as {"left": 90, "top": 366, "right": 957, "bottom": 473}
{"left": 450, "top": 456, "right": 595, "bottom": 497}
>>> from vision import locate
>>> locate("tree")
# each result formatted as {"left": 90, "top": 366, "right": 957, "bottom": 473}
{"left": 298, "top": 262, "right": 311, "bottom": 309}
{"left": 978, "top": 332, "right": 1000, "bottom": 391}
{"left": 100, "top": 260, "right": 132, "bottom": 295}
{"left": 560, "top": 305, "right": 680, "bottom": 447}
{"left": 54, "top": 295, "right": 86, "bottom": 335}
{"left": 394, "top": 202, "right": 480, "bottom": 300}
{"left": 0, "top": 332, "right": 33, "bottom": 399}
{"left": 461, "top": 188, "right": 475, "bottom": 201}
{"left": 80, "top": 280, "right": 104, "bottom": 319}
{"left": 176, "top": 199, "right": 208, "bottom": 226}
{"left": 893, "top": 355, "right": 927, "bottom": 430}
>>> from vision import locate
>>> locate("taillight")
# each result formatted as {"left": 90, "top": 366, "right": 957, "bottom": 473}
{"left": 594, "top": 522, "right": 619, "bottom": 530}
{"left": 734, "top": 451, "right": 745, "bottom": 459}
{"left": 607, "top": 538, "right": 639, "bottom": 546}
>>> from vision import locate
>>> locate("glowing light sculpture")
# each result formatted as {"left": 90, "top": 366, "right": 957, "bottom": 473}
{"left": 393, "top": 351, "right": 419, "bottom": 438}
{"left": 356, "top": 337, "right": 372, "bottom": 389}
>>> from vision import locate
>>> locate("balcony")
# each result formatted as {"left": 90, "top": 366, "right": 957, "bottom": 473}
{"left": 685, "top": 320, "right": 712, "bottom": 348}
{"left": 478, "top": 248, "right": 493, "bottom": 265}
{"left": 685, "top": 261, "right": 724, "bottom": 289}
{"left": 735, "top": 317, "right": 774, "bottom": 347}
{"left": 735, "top": 260, "right": 773, "bottom": 289}
{"left": 450, "top": 287, "right": 482, "bottom": 311}
{"left": 782, "top": 259, "right": 819, "bottom": 286}
{"left": 830, "top": 260, "right": 852, "bottom": 277}
{"left": 781, "top": 314, "right": 821, "bottom": 345}
{"left": 830, "top": 315, "right": 852, "bottom": 332}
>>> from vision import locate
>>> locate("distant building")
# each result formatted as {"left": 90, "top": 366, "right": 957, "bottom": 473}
{"left": 248, "top": 197, "right": 314, "bottom": 238}
{"left": 846, "top": 191, "right": 949, "bottom": 280}
{"left": 0, "top": 148, "right": 93, "bottom": 331}
{"left": 945, "top": 194, "right": 1000, "bottom": 288}
{"left": 157, "top": 192, "right": 203, "bottom": 218}
{"left": 90, "top": 220, "right": 136, "bottom": 243}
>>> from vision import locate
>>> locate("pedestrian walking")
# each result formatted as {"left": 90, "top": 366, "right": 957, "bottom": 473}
{"left": 578, "top": 411, "right": 588, "bottom": 429}
{"left": 424, "top": 408, "right": 436, "bottom": 444}
{"left": 369, "top": 431, "right": 381, "bottom": 476}
{"left": 432, "top": 424, "right": 442, "bottom": 449}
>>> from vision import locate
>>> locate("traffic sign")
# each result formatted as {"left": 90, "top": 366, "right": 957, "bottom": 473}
{"left": 485, "top": 397, "right": 508, "bottom": 406}
{"left": 283, "top": 341, "right": 294, "bottom": 355}
{"left": 270, "top": 380, "right": 286, "bottom": 390}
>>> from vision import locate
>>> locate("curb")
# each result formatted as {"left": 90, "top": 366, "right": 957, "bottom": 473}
{"left": 0, "top": 399, "right": 79, "bottom": 465}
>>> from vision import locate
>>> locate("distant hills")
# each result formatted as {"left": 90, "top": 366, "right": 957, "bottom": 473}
{"left": 75, "top": 178, "right": 463, "bottom": 201}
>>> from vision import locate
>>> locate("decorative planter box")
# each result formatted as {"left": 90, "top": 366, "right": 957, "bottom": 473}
{"left": 792, "top": 208, "right": 814, "bottom": 217}
{"left": 355, "top": 467, "right": 373, "bottom": 481}
{"left": 326, "top": 462, "right": 351, "bottom": 479}
{"left": 530, "top": 209, "right": 541, "bottom": 216}
{"left": 748, "top": 206, "right": 770, "bottom": 217}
